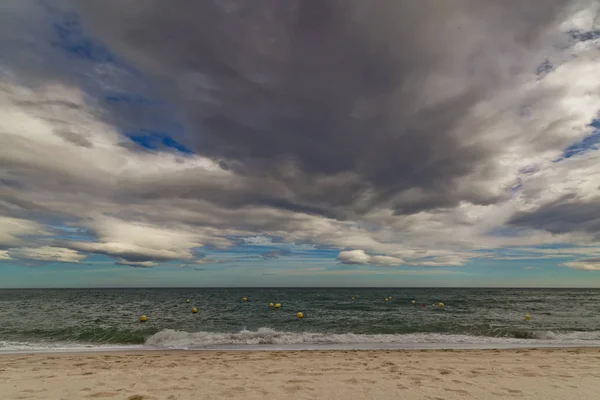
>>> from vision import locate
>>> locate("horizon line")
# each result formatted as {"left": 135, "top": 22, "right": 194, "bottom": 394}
{"left": 2, "top": 286, "right": 599, "bottom": 290}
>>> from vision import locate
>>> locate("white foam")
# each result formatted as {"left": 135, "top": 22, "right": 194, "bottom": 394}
{"left": 144, "top": 328, "right": 600, "bottom": 350}
{"left": 531, "top": 331, "right": 600, "bottom": 340}
{"left": 0, "top": 340, "right": 142, "bottom": 354}
{"left": 4, "top": 329, "right": 600, "bottom": 354}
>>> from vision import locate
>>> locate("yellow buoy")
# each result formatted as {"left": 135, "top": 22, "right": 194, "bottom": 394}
{"left": 192, "top": 307, "right": 198, "bottom": 313}
{"left": 352, "top": 297, "right": 355, "bottom": 301}
{"left": 186, "top": 299, "right": 190, "bottom": 303}
{"left": 385, "top": 298, "right": 389, "bottom": 302}
{"left": 269, "top": 303, "right": 274, "bottom": 307}
{"left": 438, "top": 302, "right": 445, "bottom": 307}
{"left": 297, "top": 312, "right": 304, "bottom": 319}
{"left": 524, "top": 314, "right": 531, "bottom": 321}
{"left": 139, "top": 315, "right": 147, "bottom": 322}
{"left": 242, "top": 297, "right": 248, "bottom": 301}
{"left": 411, "top": 300, "right": 416, "bottom": 304}
{"left": 275, "top": 303, "right": 281, "bottom": 308}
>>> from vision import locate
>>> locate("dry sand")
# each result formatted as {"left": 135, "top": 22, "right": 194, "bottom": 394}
{"left": 1, "top": 348, "right": 599, "bottom": 399}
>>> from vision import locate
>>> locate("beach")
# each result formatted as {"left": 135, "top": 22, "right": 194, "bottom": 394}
{"left": 2, "top": 289, "right": 600, "bottom": 398}
{"left": 1, "top": 348, "right": 599, "bottom": 399}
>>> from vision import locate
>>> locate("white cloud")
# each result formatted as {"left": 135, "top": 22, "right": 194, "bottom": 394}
{"left": 337, "top": 250, "right": 404, "bottom": 266}
{"left": 338, "top": 249, "right": 471, "bottom": 267}
{"left": 78, "top": 217, "right": 204, "bottom": 258}
{"left": 562, "top": 259, "right": 600, "bottom": 271}
{"left": 0, "top": 250, "right": 11, "bottom": 260}
{"left": 369, "top": 255, "right": 406, "bottom": 266}
{"left": 413, "top": 256, "right": 467, "bottom": 267}
{"left": 68, "top": 240, "right": 192, "bottom": 263}
{"left": 9, "top": 246, "right": 86, "bottom": 263}
{"left": 337, "top": 250, "right": 372, "bottom": 265}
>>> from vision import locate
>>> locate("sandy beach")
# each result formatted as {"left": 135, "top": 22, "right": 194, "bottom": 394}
{"left": 1, "top": 348, "right": 599, "bottom": 399}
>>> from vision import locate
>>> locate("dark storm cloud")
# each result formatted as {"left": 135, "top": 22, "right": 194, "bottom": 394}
{"left": 65, "top": 0, "right": 573, "bottom": 217}
{"left": 509, "top": 198, "right": 600, "bottom": 238}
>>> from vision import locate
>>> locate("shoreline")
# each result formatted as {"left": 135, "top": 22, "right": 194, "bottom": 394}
{"left": 2, "top": 341, "right": 600, "bottom": 355}
{"left": 1, "top": 345, "right": 599, "bottom": 357}
{"left": 1, "top": 347, "right": 599, "bottom": 399}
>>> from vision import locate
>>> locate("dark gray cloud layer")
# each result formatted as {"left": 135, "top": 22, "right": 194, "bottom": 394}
{"left": 66, "top": 0, "right": 573, "bottom": 217}
{"left": 2, "top": 0, "right": 599, "bottom": 269}
{"left": 509, "top": 198, "right": 600, "bottom": 239}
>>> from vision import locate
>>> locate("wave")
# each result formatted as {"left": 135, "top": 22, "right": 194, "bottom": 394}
{"left": 7, "top": 327, "right": 151, "bottom": 345}
{"left": 145, "top": 328, "right": 600, "bottom": 349}
{"left": 467, "top": 327, "right": 600, "bottom": 340}
{"left": 3, "top": 328, "right": 600, "bottom": 352}
{"left": 515, "top": 330, "right": 600, "bottom": 340}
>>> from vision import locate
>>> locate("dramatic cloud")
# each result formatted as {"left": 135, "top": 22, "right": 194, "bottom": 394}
{"left": 1, "top": 0, "right": 599, "bottom": 272}
{"left": 65, "top": 0, "right": 596, "bottom": 218}
{"left": 510, "top": 199, "right": 600, "bottom": 238}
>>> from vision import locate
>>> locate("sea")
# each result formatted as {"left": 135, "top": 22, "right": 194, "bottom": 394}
{"left": 1, "top": 288, "right": 600, "bottom": 353}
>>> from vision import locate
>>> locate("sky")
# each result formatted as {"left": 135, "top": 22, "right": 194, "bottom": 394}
{"left": 1, "top": 0, "right": 600, "bottom": 288}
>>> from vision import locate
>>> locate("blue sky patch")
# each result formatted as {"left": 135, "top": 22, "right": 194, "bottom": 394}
{"left": 127, "top": 130, "right": 193, "bottom": 154}
{"left": 536, "top": 59, "right": 554, "bottom": 78}
{"left": 568, "top": 29, "right": 600, "bottom": 42}
{"left": 555, "top": 119, "right": 600, "bottom": 161}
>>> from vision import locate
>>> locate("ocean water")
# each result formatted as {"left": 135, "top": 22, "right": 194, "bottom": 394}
{"left": 1, "top": 288, "right": 599, "bottom": 352}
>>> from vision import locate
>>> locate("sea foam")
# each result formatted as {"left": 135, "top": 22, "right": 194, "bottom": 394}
{"left": 144, "top": 327, "right": 600, "bottom": 350}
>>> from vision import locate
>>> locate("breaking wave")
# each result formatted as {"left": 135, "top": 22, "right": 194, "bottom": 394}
{"left": 145, "top": 328, "right": 600, "bottom": 349}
